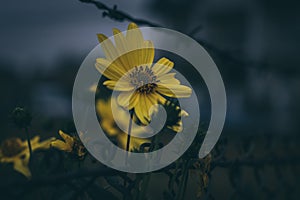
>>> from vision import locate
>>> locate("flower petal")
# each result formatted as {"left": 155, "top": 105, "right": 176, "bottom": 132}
{"left": 156, "top": 84, "right": 192, "bottom": 98}
{"left": 97, "top": 34, "right": 119, "bottom": 62}
{"left": 142, "top": 40, "right": 155, "bottom": 67}
{"left": 134, "top": 95, "right": 150, "bottom": 125}
{"left": 59, "top": 130, "right": 74, "bottom": 145}
{"left": 157, "top": 73, "right": 180, "bottom": 85}
{"left": 117, "top": 91, "right": 132, "bottom": 108}
{"left": 103, "top": 80, "right": 135, "bottom": 91}
{"left": 51, "top": 140, "right": 72, "bottom": 152}
{"left": 152, "top": 57, "right": 174, "bottom": 76}
{"left": 117, "top": 91, "right": 138, "bottom": 109}
{"left": 133, "top": 94, "right": 157, "bottom": 125}
{"left": 180, "top": 109, "right": 189, "bottom": 117}
{"left": 29, "top": 136, "right": 40, "bottom": 145}
{"left": 144, "top": 94, "right": 157, "bottom": 118}
{"left": 13, "top": 155, "right": 31, "bottom": 178}
{"left": 113, "top": 28, "right": 133, "bottom": 70}
{"left": 145, "top": 93, "right": 160, "bottom": 113}
{"left": 142, "top": 95, "right": 151, "bottom": 122}
{"left": 153, "top": 92, "right": 167, "bottom": 105}
{"left": 112, "top": 28, "right": 126, "bottom": 52}
{"left": 32, "top": 137, "right": 55, "bottom": 151}
{"left": 126, "top": 23, "right": 148, "bottom": 68}
{"left": 167, "top": 121, "right": 183, "bottom": 133}
{"left": 126, "top": 23, "right": 144, "bottom": 49}
{"left": 95, "top": 58, "right": 126, "bottom": 81}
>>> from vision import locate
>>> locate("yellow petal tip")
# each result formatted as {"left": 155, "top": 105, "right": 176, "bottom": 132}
{"left": 128, "top": 22, "right": 139, "bottom": 30}
{"left": 97, "top": 34, "right": 108, "bottom": 43}
{"left": 112, "top": 28, "right": 121, "bottom": 35}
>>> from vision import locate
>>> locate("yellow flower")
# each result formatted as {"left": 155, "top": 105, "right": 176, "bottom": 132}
{"left": 51, "top": 130, "right": 73, "bottom": 152}
{"left": 96, "top": 97, "right": 150, "bottom": 151}
{"left": 96, "top": 23, "right": 192, "bottom": 125}
{"left": 51, "top": 130, "right": 87, "bottom": 159}
{"left": 0, "top": 136, "right": 54, "bottom": 178}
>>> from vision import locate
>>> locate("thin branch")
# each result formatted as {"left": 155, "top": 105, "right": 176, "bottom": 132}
{"left": 79, "top": 0, "right": 161, "bottom": 27}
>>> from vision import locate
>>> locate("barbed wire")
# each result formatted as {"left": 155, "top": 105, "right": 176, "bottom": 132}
{"left": 79, "top": 0, "right": 161, "bottom": 27}
{"left": 0, "top": 1, "right": 298, "bottom": 199}
{"left": 78, "top": 0, "right": 270, "bottom": 72}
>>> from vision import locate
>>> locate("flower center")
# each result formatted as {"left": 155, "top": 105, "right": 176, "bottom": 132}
{"left": 1, "top": 138, "right": 25, "bottom": 157}
{"left": 129, "top": 66, "right": 157, "bottom": 94}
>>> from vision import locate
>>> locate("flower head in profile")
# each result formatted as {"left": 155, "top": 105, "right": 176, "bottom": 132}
{"left": 0, "top": 136, "right": 54, "bottom": 178}
{"left": 96, "top": 23, "right": 192, "bottom": 125}
{"left": 96, "top": 97, "right": 150, "bottom": 151}
{"left": 11, "top": 107, "right": 32, "bottom": 129}
{"left": 51, "top": 130, "right": 87, "bottom": 159}
{"left": 164, "top": 100, "right": 189, "bottom": 133}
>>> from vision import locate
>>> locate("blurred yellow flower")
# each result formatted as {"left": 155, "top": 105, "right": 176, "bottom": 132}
{"left": 0, "top": 136, "right": 54, "bottom": 178}
{"left": 97, "top": 98, "right": 150, "bottom": 151}
{"left": 96, "top": 23, "right": 192, "bottom": 125}
{"left": 51, "top": 130, "right": 86, "bottom": 159}
{"left": 51, "top": 130, "right": 73, "bottom": 152}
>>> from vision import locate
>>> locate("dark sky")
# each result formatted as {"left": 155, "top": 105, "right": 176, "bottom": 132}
{"left": 0, "top": 0, "right": 160, "bottom": 68}
{"left": 1, "top": 0, "right": 299, "bottom": 70}
{"left": 0, "top": 0, "right": 299, "bottom": 135}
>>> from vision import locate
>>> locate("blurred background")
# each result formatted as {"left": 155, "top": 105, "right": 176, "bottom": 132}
{"left": 0, "top": 0, "right": 299, "bottom": 199}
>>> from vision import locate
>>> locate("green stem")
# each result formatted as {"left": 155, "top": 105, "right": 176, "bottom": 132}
{"left": 125, "top": 110, "right": 134, "bottom": 167}
{"left": 25, "top": 127, "right": 32, "bottom": 157}
{"left": 124, "top": 110, "right": 134, "bottom": 199}
{"left": 126, "top": 111, "right": 133, "bottom": 153}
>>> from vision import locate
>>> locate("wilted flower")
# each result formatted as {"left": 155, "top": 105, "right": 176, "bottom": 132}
{"left": 96, "top": 23, "right": 192, "bottom": 125}
{"left": 11, "top": 107, "right": 32, "bottom": 129}
{"left": 0, "top": 136, "right": 54, "bottom": 178}
{"left": 51, "top": 130, "right": 87, "bottom": 159}
{"left": 164, "top": 100, "right": 189, "bottom": 133}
